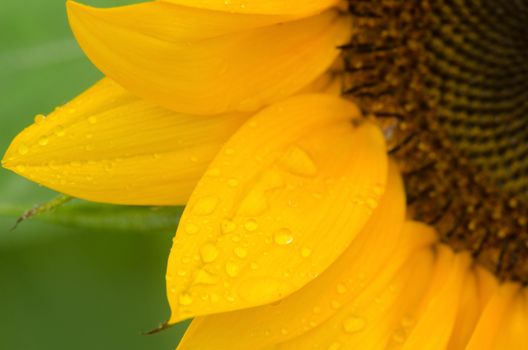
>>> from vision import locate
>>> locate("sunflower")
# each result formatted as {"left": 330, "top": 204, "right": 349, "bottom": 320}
{"left": 3, "top": 0, "right": 528, "bottom": 348}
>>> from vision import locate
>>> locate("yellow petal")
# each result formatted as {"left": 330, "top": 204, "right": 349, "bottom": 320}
{"left": 177, "top": 160, "right": 407, "bottom": 349}
{"left": 276, "top": 222, "right": 439, "bottom": 350}
{"left": 400, "top": 247, "right": 470, "bottom": 350}
{"left": 447, "top": 266, "right": 498, "bottom": 350}
{"left": 159, "top": 0, "right": 339, "bottom": 16}
{"left": 2, "top": 78, "right": 247, "bottom": 205}
{"left": 166, "top": 94, "right": 388, "bottom": 323}
{"left": 492, "top": 290, "right": 528, "bottom": 349}
{"left": 466, "top": 283, "right": 524, "bottom": 350}
{"left": 67, "top": 1, "right": 351, "bottom": 114}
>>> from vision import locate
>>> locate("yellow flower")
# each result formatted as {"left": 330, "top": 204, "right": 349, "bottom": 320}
{"left": 3, "top": 0, "right": 528, "bottom": 349}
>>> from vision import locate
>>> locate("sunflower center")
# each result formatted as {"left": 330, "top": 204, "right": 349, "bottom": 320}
{"left": 341, "top": 0, "right": 528, "bottom": 283}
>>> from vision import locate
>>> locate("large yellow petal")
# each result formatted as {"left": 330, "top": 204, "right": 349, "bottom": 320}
{"left": 2, "top": 78, "right": 247, "bottom": 205}
{"left": 166, "top": 94, "right": 388, "bottom": 323}
{"left": 159, "top": 0, "right": 339, "bottom": 16}
{"left": 177, "top": 161, "right": 410, "bottom": 349}
{"left": 67, "top": 1, "right": 351, "bottom": 114}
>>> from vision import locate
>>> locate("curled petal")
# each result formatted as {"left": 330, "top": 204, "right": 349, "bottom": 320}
{"left": 166, "top": 94, "right": 389, "bottom": 322}
{"left": 67, "top": 1, "right": 351, "bottom": 114}
{"left": 2, "top": 79, "right": 247, "bottom": 205}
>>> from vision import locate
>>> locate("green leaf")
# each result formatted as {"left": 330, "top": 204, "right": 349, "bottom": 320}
{"left": 0, "top": 198, "right": 183, "bottom": 234}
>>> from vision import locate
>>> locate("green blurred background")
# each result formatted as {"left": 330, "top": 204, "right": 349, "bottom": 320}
{"left": 0, "top": 1, "right": 188, "bottom": 348}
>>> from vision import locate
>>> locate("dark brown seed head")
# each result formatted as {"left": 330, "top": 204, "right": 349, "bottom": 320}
{"left": 341, "top": 0, "right": 528, "bottom": 283}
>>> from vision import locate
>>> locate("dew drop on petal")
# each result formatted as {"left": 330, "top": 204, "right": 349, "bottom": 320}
{"left": 239, "top": 189, "right": 269, "bottom": 216}
{"left": 244, "top": 219, "right": 258, "bottom": 232}
{"left": 280, "top": 145, "right": 318, "bottom": 177}
{"left": 234, "top": 246, "right": 248, "bottom": 259}
{"left": 336, "top": 283, "right": 347, "bottom": 294}
{"left": 221, "top": 219, "right": 237, "bottom": 234}
{"left": 193, "top": 196, "right": 219, "bottom": 216}
{"left": 200, "top": 243, "right": 219, "bottom": 263}
{"left": 185, "top": 222, "right": 200, "bottom": 234}
{"left": 194, "top": 269, "right": 218, "bottom": 285}
{"left": 301, "top": 247, "right": 312, "bottom": 258}
{"left": 38, "top": 136, "right": 49, "bottom": 146}
{"left": 17, "top": 143, "right": 29, "bottom": 155}
{"left": 34, "top": 114, "right": 46, "bottom": 124}
{"left": 54, "top": 125, "right": 65, "bottom": 137}
{"left": 365, "top": 197, "right": 378, "bottom": 210}
{"left": 274, "top": 228, "right": 294, "bottom": 246}
{"left": 178, "top": 293, "right": 193, "bottom": 306}
{"left": 225, "top": 262, "right": 240, "bottom": 277}
{"left": 342, "top": 315, "right": 366, "bottom": 334}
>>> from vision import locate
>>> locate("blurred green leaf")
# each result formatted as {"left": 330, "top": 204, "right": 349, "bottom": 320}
{"left": 0, "top": 198, "right": 183, "bottom": 234}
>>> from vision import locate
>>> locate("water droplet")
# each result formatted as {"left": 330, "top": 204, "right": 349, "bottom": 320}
{"left": 280, "top": 328, "right": 288, "bottom": 335}
{"left": 184, "top": 222, "right": 200, "bottom": 234}
{"left": 280, "top": 146, "right": 317, "bottom": 177}
{"left": 54, "top": 125, "right": 65, "bottom": 137}
{"left": 234, "top": 246, "right": 247, "bottom": 259}
{"left": 194, "top": 269, "right": 218, "bottom": 285}
{"left": 190, "top": 155, "right": 199, "bottom": 163}
{"left": 373, "top": 184, "right": 384, "bottom": 196}
{"left": 88, "top": 116, "right": 97, "bottom": 124}
{"left": 336, "top": 283, "right": 347, "bottom": 294}
{"left": 104, "top": 162, "right": 114, "bottom": 172}
{"left": 244, "top": 219, "right": 258, "bottom": 232}
{"left": 193, "top": 196, "right": 219, "bottom": 216}
{"left": 15, "top": 165, "right": 26, "bottom": 173}
{"left": 221, "top": 219, "right": 237, "bottom": 234}
{"left": 178, "top": 293, "right": 193, "bottom": 306}
{"left": 225, "top": 148, "right": 235, "bottom": 155}
{"left": 34, "top": 114, "right": 46, "bottom": 124}
{"left": 17, "top": 143, "right": 29, "bottom": 155}
{"left": 38, "top": 136, "right": 49, "bottom": 146}
{"left": 365, "top": 197, "right": 378, "bottom": 210}
{"left": 301, "top": 247, "right": 312, "bottom": 258}
{"left": 274, "top": 228, "right": 294, "bottom": 245}
{"left": 313, "top": 306, "right": 321, "bottom": 314}
{"left": 342, "top": 315, "right": 366, "bottom": 333}
{"left": 225, "top": 262, "right": 240, "bottom": 277}
{"left": 239, "top": 189, "right": 268, "bottom": 216}
{"left": 200, "top": 243, "right": 219, "bottom": 263}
